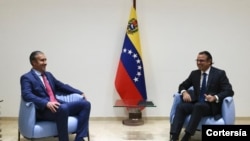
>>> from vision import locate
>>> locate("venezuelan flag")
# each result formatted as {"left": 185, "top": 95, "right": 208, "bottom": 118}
{"left": 115, "top": 7, "right": 147, "bottom": 102}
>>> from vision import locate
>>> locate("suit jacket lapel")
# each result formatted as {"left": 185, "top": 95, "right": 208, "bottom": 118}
{"left": 207, "top": 67, "right": 215, "bottom": 90}
{"left": 194, "top": 71, "right": 202, "bottom": 96}
{"left": 30, "top": 70, "right": 47, "bottom": 92}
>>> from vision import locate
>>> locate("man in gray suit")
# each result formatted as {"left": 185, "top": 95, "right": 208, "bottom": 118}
{"left": 170, "top": 51, "right": 234, "bottom": 141}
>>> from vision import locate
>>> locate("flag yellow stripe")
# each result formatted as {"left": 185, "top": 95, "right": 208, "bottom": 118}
{"left": 127, "top": 7, "right": 142, "bottom": 56}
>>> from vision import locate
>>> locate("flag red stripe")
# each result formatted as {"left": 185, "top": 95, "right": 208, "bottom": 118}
{"left": 115, "top": 61, "right": 143, "bottom": 100}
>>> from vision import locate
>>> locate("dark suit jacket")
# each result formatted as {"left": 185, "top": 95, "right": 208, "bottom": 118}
{"left": 178, "top": 66, "right": 234, "bottom": 117}
{"left": 20, "top": 69, "right": 83, "bottom": 110}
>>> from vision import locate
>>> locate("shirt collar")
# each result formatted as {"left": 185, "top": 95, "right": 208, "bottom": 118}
{"left": 202, "top": 67, "right": 211, "bottom": 75}
{"left": 32, "top": 69, "right": 43, "bottom": 76}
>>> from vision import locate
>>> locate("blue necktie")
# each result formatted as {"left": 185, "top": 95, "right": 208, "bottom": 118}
{"left": 199, "top": 73, "right": 207, "bottom": 102}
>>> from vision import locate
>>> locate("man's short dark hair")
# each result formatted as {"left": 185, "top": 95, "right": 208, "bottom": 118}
{"left": 29, "top": 51, "right": 43, "bottom": 65}
{"left": 199, "top": 51, "right": 213, "bottom": 65}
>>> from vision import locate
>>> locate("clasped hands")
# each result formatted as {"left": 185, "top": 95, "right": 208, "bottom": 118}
{"left": 182, "top": 92, "right": 216, "bottom": 102}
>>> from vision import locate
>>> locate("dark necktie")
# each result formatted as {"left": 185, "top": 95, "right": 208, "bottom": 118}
{"left": 199, "top": 73, "right": 207, "bottom": 102}
{"left": 42, "top": 74, "right": 57, "bottom": 102}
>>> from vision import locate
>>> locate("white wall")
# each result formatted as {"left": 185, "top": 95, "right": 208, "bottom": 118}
{"left": 0, "top": 0, "right": 250, "bottom": 118}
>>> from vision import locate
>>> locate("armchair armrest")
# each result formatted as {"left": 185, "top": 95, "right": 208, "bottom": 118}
{"left": 56, "top": 93, "right": 84, "bottom": 103}
{"left": 18, "top": 98, "right": 36, "bottom": 138}
{"left": 221, "top": 96, "right": 235, "bottom": 124}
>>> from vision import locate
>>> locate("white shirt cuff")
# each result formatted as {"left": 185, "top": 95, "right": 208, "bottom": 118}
{"left": 180, "top": 90, "right": 186, "bottom": 95}
{"left": 214, "top": 95, "right": 219, "bottom": 103}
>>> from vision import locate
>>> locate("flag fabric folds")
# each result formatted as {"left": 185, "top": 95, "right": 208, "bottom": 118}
{"left": 115, "top": 7, "right": 147, "bottom": 102}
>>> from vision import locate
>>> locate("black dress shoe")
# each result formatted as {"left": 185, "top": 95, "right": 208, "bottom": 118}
{"left": 75, "top": 138, "right": 85, "bottom": 141}
{"left": 181, "top": 133, "right": 191, "bottom": 141}
{"left": 170, "top": 134, "right": 178, "bottom": 141}
{"left": 181, "top": 137, "right": 190, "bottom": 141}
{"left": 170, "top": 138, "right": 178, "bottom": 141}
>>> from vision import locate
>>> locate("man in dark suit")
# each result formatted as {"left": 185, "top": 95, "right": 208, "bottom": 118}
{"left": 20, "top": 51, "right": 91, "bottom": 141}
{"left": 170, "top": 51, "right": 234, "bottom": 141}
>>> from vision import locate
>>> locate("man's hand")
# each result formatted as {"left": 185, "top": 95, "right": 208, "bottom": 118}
{"left": 204, "top": 94, "right": 216, "bottom": 102}
{"left": 182, "top": 91, "right": 192, "bottom": 102}
{"left": 46, "top": 101, "right": 60, "bottom": 113}
{"left": 82, "top": 93, "right": 87, "bottom": 100}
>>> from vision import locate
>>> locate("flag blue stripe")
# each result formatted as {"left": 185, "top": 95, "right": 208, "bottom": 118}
{"left": 120, "top": 34, "right": 147, "bottom": 99}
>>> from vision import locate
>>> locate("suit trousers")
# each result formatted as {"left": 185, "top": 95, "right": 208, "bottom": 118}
{"left": 170, "top": 102, "right": 212, "bottom": 136}
{"left": 36, "top": 100, "right": 91, "bottom": 141}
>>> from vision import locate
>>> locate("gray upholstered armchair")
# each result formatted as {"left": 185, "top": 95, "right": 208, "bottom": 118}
{"left": 18, "top": 93, "right": 90, "bottom": 141}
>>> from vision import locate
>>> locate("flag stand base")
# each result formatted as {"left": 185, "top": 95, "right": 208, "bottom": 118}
{"left": 122, "top": 109, "right": 144, "bottom": 126}
{"left": 113, "top": 99, "right": 156, "bottom": 126}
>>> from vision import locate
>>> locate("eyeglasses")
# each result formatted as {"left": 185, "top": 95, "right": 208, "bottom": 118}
{"left": 196, "top": 59, "right": 207, "bottom": 63}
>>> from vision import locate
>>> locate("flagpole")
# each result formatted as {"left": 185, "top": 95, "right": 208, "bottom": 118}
{"left": 133, "top": 0, "right": 136, "bottom": 9}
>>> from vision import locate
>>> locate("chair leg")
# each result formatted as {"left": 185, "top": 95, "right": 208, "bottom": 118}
{"left": 18, "top": 130, "right": 20, "bottom": 141}
{"left": 18, "top": 130, "right": 34, "bottom": 141}
{"left": 87, "top": 129, "right": 90, "bottom": 141}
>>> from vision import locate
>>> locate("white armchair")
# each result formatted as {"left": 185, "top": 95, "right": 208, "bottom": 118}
{"left": 18, "top": 93, "right": 90, "bottom": 141}
{"left": 170, "top": 91, "right": 235, "bottom": 131}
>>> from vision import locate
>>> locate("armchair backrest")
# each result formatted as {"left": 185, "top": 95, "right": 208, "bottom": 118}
{"left": 221, "top": 96, "right": 235, "bottom": 124}
{"left": 18, "top": 98, "right": 36, "bottom": 138}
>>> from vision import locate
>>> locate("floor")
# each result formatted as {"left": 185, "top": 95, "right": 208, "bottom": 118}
{"left": 1, "top": 118, "right": 250, "bottom": 141}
